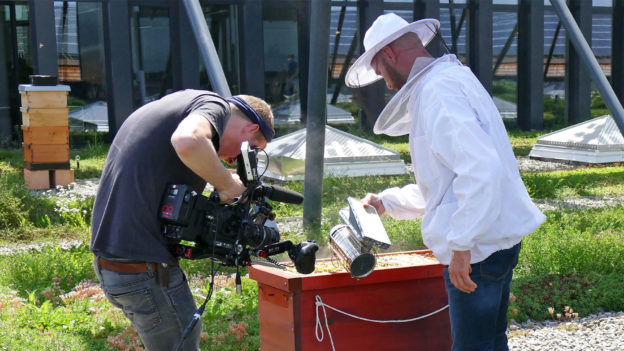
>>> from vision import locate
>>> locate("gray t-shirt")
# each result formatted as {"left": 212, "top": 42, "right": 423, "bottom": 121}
{"left": 90, "top": 90, "right": 230, "bottom": 265}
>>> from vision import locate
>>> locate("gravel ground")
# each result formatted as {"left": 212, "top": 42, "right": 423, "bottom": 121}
{"left": 515, "top": 156, "right": 580, "bottom": 173}
{"left": 0, "top": 239, "right": 84, "bottom": 256}
{"left": 508, "top": 312, "right": 624, "bottom": 350}
{"left": 14, "top": 157, "right": 624, "bottom": 348}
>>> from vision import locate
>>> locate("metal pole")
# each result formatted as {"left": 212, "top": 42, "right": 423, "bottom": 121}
{"left": 517, "top": 0, "right": 544, "bottom": 131}
{"left": 331, "top": 32, "right": 358, "bottom": 105}
{"left": 182, "top": 0, "right": 231, "bottom": 97}
{"left": 303, "top": 0, "right": 331, "bottom": 236}
{"left": 613, "top": 0, "right": 624, "bottom": 102}
{"left": 544, "top": 21, "right": 561, "bottom": 80}
{"left": 413, "top": 0, "right": 440, "bottom": 20}
{"left": 330, "top": 4, "right": 347, "bottom": 76}
{"left": 103, "top": 0, "right": 134, "bottom": 137}
{"left": 28, "top": 0, "right": 58, "bottom": 77}
{"left": 550, "top": 0, "right": 624, "bottom": 133}
{"left": 467, "top": 0, "right": 493, "bottom": 94}
{"left": 492, "top": 22, "right": 517, "bottom": 76}
{"left": 449, "top": 0, "right": 458, "bottom": 53}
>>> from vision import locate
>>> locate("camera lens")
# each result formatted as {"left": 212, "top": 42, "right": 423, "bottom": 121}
{"left": 245, "top": 224, "right": 280, "bottom": 248}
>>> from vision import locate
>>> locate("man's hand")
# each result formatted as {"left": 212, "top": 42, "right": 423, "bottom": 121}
{"left": 215, "top": 173, "right": 246, "bottom": 204}
{"left": 448, "top": 250, "right": 477, "bottom": 293}
{"left": 362, "top": 193, "right": 386, "bottom": 215}
{"left": 172, "top": 114, "right": 247, "bottom": 203}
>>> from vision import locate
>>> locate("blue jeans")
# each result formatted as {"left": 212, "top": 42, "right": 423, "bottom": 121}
{"left": 94, "top": 260, "right": 201, "bottom": 351}
{"left": 443, "top": 243, "right": 521, "bottom": 351}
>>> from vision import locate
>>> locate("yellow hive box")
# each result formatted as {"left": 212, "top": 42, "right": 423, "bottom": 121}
{"left": 20, "top": 91, "right": 68, "bottom": 109}
{"left": 18, "top": 84, "right": 70, "bottom": 109}
{"left": 21, "top": 107, "right": 69, "bottom": 127}
{"left": 21, "top": 126, "right": 70, "bottom": 145}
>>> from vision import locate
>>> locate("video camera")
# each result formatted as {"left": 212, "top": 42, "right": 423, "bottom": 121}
{"left": 158, "top": 142, "right": 318, "bottom": 274}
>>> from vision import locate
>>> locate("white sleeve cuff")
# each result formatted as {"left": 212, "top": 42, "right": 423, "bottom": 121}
{"left": 379, "top": 184, "right": 426, "bottom": 220}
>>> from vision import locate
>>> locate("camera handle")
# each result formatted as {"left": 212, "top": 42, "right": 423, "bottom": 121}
{"left": 255, "top": 240, "right": 318, "bottom": 274}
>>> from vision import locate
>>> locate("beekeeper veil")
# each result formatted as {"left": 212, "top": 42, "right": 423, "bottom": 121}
{"left": 344, "top": 13, "right": 449, "bottom": 89}
{"left": 344, "top": 13, "right": 451, "bottom": 136}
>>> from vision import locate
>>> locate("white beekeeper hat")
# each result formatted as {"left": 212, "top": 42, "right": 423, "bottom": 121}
{"left": 344, "top": 13, "right": 442, "bottom": 88}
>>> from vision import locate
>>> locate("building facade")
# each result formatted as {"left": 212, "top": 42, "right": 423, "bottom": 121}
{"left": 0, "top": 0, "right": 622, "bottom": 138}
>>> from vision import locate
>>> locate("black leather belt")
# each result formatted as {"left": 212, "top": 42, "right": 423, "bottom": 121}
{"left": 96, "top": 256, "right": 158, "bottom": 274}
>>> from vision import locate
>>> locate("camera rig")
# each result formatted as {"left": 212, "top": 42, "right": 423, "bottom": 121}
{"left": 158, "top": 142, "right": 318, "bottom": 274}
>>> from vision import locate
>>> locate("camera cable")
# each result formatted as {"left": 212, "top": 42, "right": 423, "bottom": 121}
{"left": 172, "top": 218, "right": 220, "bottom": 351}
{"left": 172, "top": 260, "right": 215, "bottom": 351}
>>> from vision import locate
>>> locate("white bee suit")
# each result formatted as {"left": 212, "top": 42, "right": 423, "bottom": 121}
{"left": 375, "top": 54, "right": 546, "bottom": 265}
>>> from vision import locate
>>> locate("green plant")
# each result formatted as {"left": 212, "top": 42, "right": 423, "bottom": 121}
{"left": 0, "top": 170, "right": 28, "bottom": 232}
{"left": 492, "top": 78, "right": 517, "bottom": 104}
{"left": 507, "top": 130, "right": 545, "bottom": 157}
{"left": 67, "top": 96, "right": 87, "bottom": 110}
{"left": 522, "top": 166, "right": 624, "bottom": 199}
{"left": 507, "top": 205, "right": 624, "bottom": 322}
{"left": 199, "top": 277, "right": 260, "bottom": 351}
{"left": 0, "top": 149, "right": 23, "bottom": 166}
{"left": 69, "top": 131, "right": 109, "bottom": 148}
{"left": 543, "top": 96, "right": 566, "bottom": 129}
{"left": 71, "top": 142, "right": 109, "bottom": 179}
{"left": 517, "top": 206, "right": 624, "bottom": 276}
{"left": 0, "top": 244, "right": 96, "bottom": 302}
{"left": 509, "top": 272, "right": 624, "bottom": 322}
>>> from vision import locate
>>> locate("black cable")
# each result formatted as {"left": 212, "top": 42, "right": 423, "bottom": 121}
{"left": 235, "top": 265, "right": 242, "bottom": 294}
{"left": 173, "top": 218, "right": 219, "bottom": 351}
{"left": 259, "top": 148, "right": 269, "bottom": 178}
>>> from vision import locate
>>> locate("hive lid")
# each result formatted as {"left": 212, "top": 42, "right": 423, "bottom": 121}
{"left": 529, "top": 115, "right": 624, "bottom": 163}
{"left": 259, "top": 125, "right": 408, "bottom": 181}
{"left": 18, "top": 84, "right": 70, "bottom": 92}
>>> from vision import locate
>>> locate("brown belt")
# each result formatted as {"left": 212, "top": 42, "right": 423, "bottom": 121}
{"left": 96, "top": 256, "right": 158, "bottom": 274}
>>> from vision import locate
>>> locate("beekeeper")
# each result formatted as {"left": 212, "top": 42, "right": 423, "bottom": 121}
{"left": 348, "top": 13, "right": 545, "bottom": 351}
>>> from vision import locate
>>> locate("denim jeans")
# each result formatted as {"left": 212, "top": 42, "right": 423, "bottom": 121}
{"left": 443, "top": 242, "right": 521, "bottom": 351}
{"left": 94, "top": 259, "right": 201, "bottom": 351}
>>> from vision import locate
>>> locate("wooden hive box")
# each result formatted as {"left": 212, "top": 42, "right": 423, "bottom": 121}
{"left": 22, "top": 142, "right": 70, "bottom": 164}
{"left": 20, "top": 107, "right": 69, "bottom": 127}
{"left": 22, "top": 125, "right": 71, "bottom": 171}
{"left": 22, "top": 126, "right": 69, "bottom": 145}
{"left": 249, "top": 250, "right": 452, "bottom": 351}
{"left": 18, "top": 84, "right": 69, "bottom": 109}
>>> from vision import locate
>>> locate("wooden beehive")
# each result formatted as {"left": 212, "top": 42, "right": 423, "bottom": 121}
{"left": 19, "top": 84, "right": 73, "bottom": 189}
{"left": 22, "top": 143, "right": 70, "bottom": 164}
{"left": 20, "top": 90, "right": 68, "bottom": 109}
{"left": 21, "top": 107, "right": 70, "bottom": 127}
{"left": 22, "top": 126, "right": 69, "bottom": 144}
{"left": 249, "top": 250, "right": 452, "bottom": 351}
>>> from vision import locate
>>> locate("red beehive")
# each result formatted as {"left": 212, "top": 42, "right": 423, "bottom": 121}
{"left": 249, "top": 250, "right": 452, "bottom": 351}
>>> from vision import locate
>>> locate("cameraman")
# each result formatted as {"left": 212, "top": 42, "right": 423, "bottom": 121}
{"left": 90, "top": 90, "right": 274, "bottom": 351}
